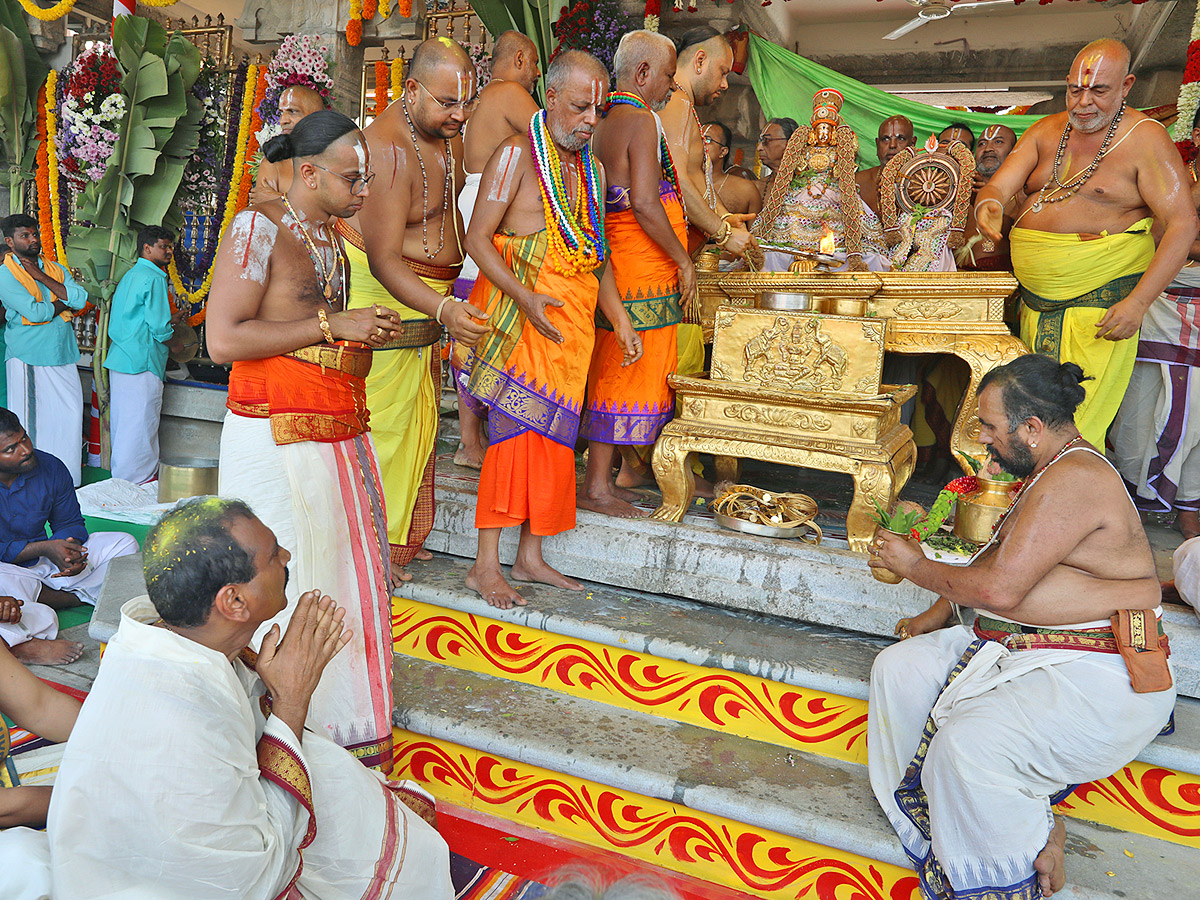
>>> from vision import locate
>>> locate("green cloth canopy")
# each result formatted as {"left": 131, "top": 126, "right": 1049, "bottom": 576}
{"left": 746, "top": 33, "right": 1043, "bottom": 170}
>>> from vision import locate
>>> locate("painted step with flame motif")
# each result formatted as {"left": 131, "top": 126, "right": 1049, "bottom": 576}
{"left": 394, "top": 556, "right": 1200, "bottom": 851}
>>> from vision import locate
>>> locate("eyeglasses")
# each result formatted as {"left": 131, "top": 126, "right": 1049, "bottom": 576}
{"left": 415, "top": 81, "right": 480, "bottom": 114}
{"left": 703, "top": 137, "right": 727, "bottom": 148}
{"left": 757, "top": 134, "right": 785, "bottom": 144}
{"left": 312, "top": 164, "right": 375, "bottom": 195}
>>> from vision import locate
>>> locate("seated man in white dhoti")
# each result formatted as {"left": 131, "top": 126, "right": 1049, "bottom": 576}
{"left": 0, "top": 214, "right": 88, "bottom": 487}
{"left": 104, "top": 225, "right": 187, "bottom": 484}
{"left": 0, "top": 638, "right": 81, "bottom": 900}
{"left": 868, "top": 353, "right": 1175, "bottom": 900}
{"left": 48, "top": 497, "right": 454, "bottom": 900}
{"left": 0, "top": 409, "right": 138, "bottom": 615}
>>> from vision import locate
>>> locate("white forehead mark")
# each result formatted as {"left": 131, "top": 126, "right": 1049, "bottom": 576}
{"left": 591, "top": 79, "right": 604, "bottom": 106}
{"left": 352, "top": 139, "right": 367, "bottom": 173}
{"left": 227, "top": 210, "right": 276, "bottom": 285}
{"left": 981, "top": 125, "right": 1002, "bottom": 142}
{"left": 487, "top": 146, "right": 522, "bottom": 202}
{"left": 457, "top": 71, "right": 466, "bottom": 102}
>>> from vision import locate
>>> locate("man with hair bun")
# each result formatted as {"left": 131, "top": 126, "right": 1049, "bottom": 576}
{"left": 208, "top": 110, "right": 405, "bottom": 770}
{"left": 868, "top": 353, "right": 1175, "bottom": 900}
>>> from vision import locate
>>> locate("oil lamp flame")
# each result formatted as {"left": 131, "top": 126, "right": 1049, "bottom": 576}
{"left": 925, "top": 133, "right": 939, "bottom": 153}
{"left": 818, "top": 227, "right": 837, "bottom": 256}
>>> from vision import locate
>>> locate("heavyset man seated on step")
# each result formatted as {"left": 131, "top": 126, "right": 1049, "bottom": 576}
{"left": 867, "top": 354, "right": 1175, "bottom": 900}
{"left": 47, "top": 497, "right": 453, "bottom": 899}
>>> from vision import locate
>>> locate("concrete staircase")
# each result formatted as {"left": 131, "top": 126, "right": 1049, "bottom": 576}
{"left": 392, "top": 554, "right": 1200, "bottom": 900}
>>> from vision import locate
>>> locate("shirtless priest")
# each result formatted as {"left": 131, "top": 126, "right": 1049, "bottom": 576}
{"left": 581, "top": 30, "right": 696, "bottom": 518}
{"left": 868, "top": 354, "right": 1175, "bottom": 900}
{"left": 343, "top": 37, "right": 490, "bottom": 581}
{"left": 462, "top": 50, "right": 641, "bottom": 609}
{"left": 49, "top": 498, "right": 453, "bottom": 900}
{"left": 208, "top": 111, "right": 404, "bottom": 770}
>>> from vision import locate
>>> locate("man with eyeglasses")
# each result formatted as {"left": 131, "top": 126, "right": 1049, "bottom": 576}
{"left": 855, "top": 115, "right": 914, "bottom": 217}
{"left": 702, "top": 123, "right": 761, "bottom": 217}
{"left": 341, "top": 37, "right": 490, "bottom": 585}
{"left": 452, "top": 31, "right": 543, "bottom": 473}
{"left": 208, "top": 111, "right": 405, "bottom": 769}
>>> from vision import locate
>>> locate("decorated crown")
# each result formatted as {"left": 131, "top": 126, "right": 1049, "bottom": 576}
{"left": 810, "top": 88, "right": 844, "bottom": 126}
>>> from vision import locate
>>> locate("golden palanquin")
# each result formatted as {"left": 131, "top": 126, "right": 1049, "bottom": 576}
{"left": 694, "top": 269, "right": 1026, "bottom": 468}
{"left": 653, "top": 307, "right": 917, "bottom": 551}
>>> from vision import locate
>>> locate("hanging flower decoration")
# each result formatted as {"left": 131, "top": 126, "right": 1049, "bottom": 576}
{"left": 380, "top": 0, "right": 392, "bottom": 18}
{"left": 16, "top": 0, "right": 77, "bottom": 21}
{"left": 397, "top": 0, "right": 414, "bottom": 17}
{"left": 348, "top": 0, "right": 364, "bottom": 46}
{"left": 181, "top": 61, "right": 228, "bottom": 208}
{"left": 256, "top": 34, "right": 336, "bottom": 145}
{"left": 466, "top": 43, "right": 492, "bottom": 89}
{"left": 643, "top": 0, "right": 661, "bottom": 30}
{"left": 35, "top": 83, "right": 55, "bottom": 263}
{"left": 1174, "top": 1, "right": 1200, "bottom": 162}
{"left": 374, "top": 60, "right": 389, "bottom": 115}
{"left": 390, "top": 57, "right": 405, "bottom": 100}
{"left": 363, "top": 0, "right": 378, "bottom": 18}
{"left": 551, "top": 0, "right": 637, "bottom": 79}
{"left": 236, "top": 67, "right": 268, "bottom": 211}
{"left": 169, "top": 63, "right": 260, "bottom": 315}
{"left": 56, "top": 43, "right": 124, "bottom": 192}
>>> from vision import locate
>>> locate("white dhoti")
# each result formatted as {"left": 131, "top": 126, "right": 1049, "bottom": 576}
{"left": 457, "top": 170, "right": 482, "bottom": 283}
{"left": 1173, "top": 537, "right": 1200, "bottom": 623}
{"left": 218, "top": 412, "right": 394, "bottom": 767}
{"left": 5, "top": 360, "right": 83, "bottom": 487}
{"left": 0, "top": 828, "right": 51, "bottom": 900}
{"left": 107, "top": 370, "right": 163, "bottom": 484}
{"left": 49, "top": 598, "right": 452, "bottom": 900}
{"left": 868, "top": 622, "right": 1175, "bottom": 899}
{"left": 0, "top": 560, "right": 58, "bottom": 648}
{"left": 18, "top": 531, "right": 139, "bottom": 607}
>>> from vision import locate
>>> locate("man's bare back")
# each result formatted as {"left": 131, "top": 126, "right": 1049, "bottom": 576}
{"left": 464, "top": 81, "right": 540, "bottom": 174}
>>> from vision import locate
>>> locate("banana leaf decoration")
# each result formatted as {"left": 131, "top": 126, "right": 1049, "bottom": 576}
{"left": 0, "top": 2, "right": 50, "bottom": 217}
{"left": 66, "top": 15, "right": 203, "bottom": 467}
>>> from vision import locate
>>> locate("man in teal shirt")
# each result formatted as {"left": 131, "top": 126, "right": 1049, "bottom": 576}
{"left": 105, "top": 226, "right": 183, "bottom": 484}
{"left": 0, "top": 215, "right": 89, "bottom": 487}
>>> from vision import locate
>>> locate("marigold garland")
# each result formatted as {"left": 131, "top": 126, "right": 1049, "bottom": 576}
{"left": 380, "top": 0, "right": 392, "bottom": 18}
{"left": 391, "top": 58, "right": 405, "bottom": 99}
{"left": 16, "top": 0, "right": 76, "bottom": 21}
{"left": 35, "top": 85, "right": 54, "bottom": 263}
{"left": 138, "top": 0, "right": 183, "bottom": 5}
{"left": 169, "top": 64, "right": 259, "bottom": 313}
{"left": 236, "top": 68, "right": 268, "bottom": 211}
{"left": 44, "top": 70, "right": 67, "bottom": 265}
{"left": 347, "top": 0, "right": 364, "bottom": 46}
{"left": 363, "top": 0, "right": 378, "bottom": 19}
{"left": 396, "top": 0, "right": 413, "bottom": 18}
{"left": 374, "top": 60, "right": 389, "bottom": 116}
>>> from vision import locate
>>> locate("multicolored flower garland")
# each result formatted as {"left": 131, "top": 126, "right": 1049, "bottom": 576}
{"left": 910, "top": 476, "right": 978, "bottom": 540}
{"left": 529, "top": 110, "right": 607, "bottom": 276}
{"left": 56, "top": 43, "right": 124, "bottom": 192}
{"left": 347, "top": 0, "right": 364, "bottom": 46}
{"left": 168, "top": 63, "right": 260, "bottom": 313}
{"left": 606, "top": 91, "right": 681, "bottom": 199}
{"left": 43, "top": 70, "right": 67, "bottom": 264}
{"left": 35, "top": 83, "right": 55, "bottom": 263}
{"left": 1174, "top": 0, "right": 1200, "bottom": 162}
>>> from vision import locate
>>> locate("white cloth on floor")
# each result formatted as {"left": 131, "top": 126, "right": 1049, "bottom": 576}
{"left": 48, "top": 598, "right": 453, "bottom": 900}
{"left": 21, "top": 531, "right": 138, "bottom": 607}
{"left": 457, "top": 170, "right": 482, "bottom": 283}
{"left": 1173, "top": 536, "right": 1200, "bottom": 621}
{"left": 5, "top": 359, "right": 83, "bottom": 487}
{"left": 0, "top": 559, "right": 58, "bottom": 648}
{"left": 107, "top": 370, "right": 163, "bottom": 484}
{"left": 0, "top": 827, "right": 51, "bottom": 900}
{"left": 74, "top": 478, "right": 171, "bottom": 526}
{"left": 219, "top": 412, "right": 394, "bottom": 763}
{"left": 868, "top": 624, "right": 1175, "bottom": 898}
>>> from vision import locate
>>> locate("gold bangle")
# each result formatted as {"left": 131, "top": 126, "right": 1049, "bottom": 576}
{"left": 317, "top": 308, "right": 335, "bottom": 343}
{"left": 435, "top": 296, "right": 453, "bottom": 326}
{"left": 714, "top": 221, "right": 733, "bottom": 249}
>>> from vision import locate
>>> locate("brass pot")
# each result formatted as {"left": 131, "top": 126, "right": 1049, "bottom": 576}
{"left": 952, "top": 476, "right": 1019, "bottom": 544}
{"left": 870, "top": 526, "right": 905, "bottom": 584}
{"left": 821, "top": 297, "right": 867, "bottom": 317}
{"left": 158, "top": 457, "right": 220, "bottom": 503}
{"left": 757, "top": 291, "right": 814, "bottom": 311}
{"left": 695, "top": 250, "right": 721, "bottom": 272}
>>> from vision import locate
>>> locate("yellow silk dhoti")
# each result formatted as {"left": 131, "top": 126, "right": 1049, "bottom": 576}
{"left": 340, "top": 225, "right": 456, "bottom": 566}
{"left": 1011, "top": 218, "right": 1154, "bottom": 447}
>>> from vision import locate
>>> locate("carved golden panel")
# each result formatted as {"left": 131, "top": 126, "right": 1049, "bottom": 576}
{"left": 711, "top": 308, "right": 887, "bottom": 397}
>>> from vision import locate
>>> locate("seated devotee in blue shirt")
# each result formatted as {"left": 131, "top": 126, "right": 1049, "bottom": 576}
{"left": 0, "top": 409, "right": 138, "bottom": 606}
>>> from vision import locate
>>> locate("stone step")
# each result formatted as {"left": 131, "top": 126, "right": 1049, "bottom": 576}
{"left": 426, "top": 472, "right": 1200, "bottom": 703}
{"left": 391, "top": 657, "right": 1200, "bottom": 900}
{"left": 402, "top": 555, "right": 1200, "bottom": 781}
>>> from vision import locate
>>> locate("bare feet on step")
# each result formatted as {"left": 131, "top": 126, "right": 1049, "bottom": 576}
{"left": 454, "top": 442, "right": 486, "bottom": 470}
{"left": 1176, "top": 508, "right": 1200, "bottom": 542}
{"left": 413, "top": 548, "right": 433, "bottom": 561}
{"left": 11, "top": 638, "right": 85, "bottom": 666}
{"left": 465, "top": 564, "right": 527, "bottom": 609}
{"left": 510, "top": 555, "right": 583, "bottom": 591}
{"left": 390, "top": 561, "right": 413, "bottom": 584}
{"left": 577, "top": 492, "right": 649, "bottom": 518}
{"left": 1033, "top": 816, "right": 1066, "bottom": 897}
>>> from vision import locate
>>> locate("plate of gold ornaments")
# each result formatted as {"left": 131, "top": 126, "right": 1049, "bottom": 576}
{"left": 711, "top": 484, "right": 822, "bottom": 544}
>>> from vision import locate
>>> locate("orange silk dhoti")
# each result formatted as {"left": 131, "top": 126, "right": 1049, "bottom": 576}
{"left": 463, "top": 231, "right": 599, "bottom": 536}
{"left": 583, "top": 179, "right": 685, "bottom": 445}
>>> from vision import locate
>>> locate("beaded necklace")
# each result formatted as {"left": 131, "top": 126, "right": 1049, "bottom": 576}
{"left": 1031, "top": 102, "right": 1124, "bottom": 213}
{"left": 401, "top": 98, "right": 453, "bottom": 259}
{"left": 281, "top": 195, "right": 346, "bottom": 307}
{"left": 674, "top": 82, "right": 714, "bottom": 207}
{"left": 528, "top": 110, "right": 606, "bottom": 276}
{"left": 606, "top": 91, "right": 682, "bottom": 200}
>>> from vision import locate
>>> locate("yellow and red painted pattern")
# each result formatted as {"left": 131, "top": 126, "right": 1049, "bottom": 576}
{"left": 390, "top": 729, "right": 920, "bottom": 900}
{"left": 392, "top": 597, "right": 1200, "bottom": 849}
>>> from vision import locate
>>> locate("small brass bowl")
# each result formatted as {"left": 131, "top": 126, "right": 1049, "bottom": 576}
{"left": 158, "top": 457, "right": 219, "bottom": 503}
{"left": 821, "top": 297, "right": 868, "bottom": 316}
{"left": 757, "top": 291, "right": 814, "bottom": 311}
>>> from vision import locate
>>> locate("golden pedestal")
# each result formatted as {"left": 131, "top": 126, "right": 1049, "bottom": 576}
{"left": 696, "top": 270, "right": 1027, "bottom": 470}
{"left": 651, "top": 307, "right": 917, "bottom": 552}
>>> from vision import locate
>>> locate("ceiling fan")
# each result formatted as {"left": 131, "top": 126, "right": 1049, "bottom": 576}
{"left": 883, "top": 0, "right": 1016, "bottom": 41}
